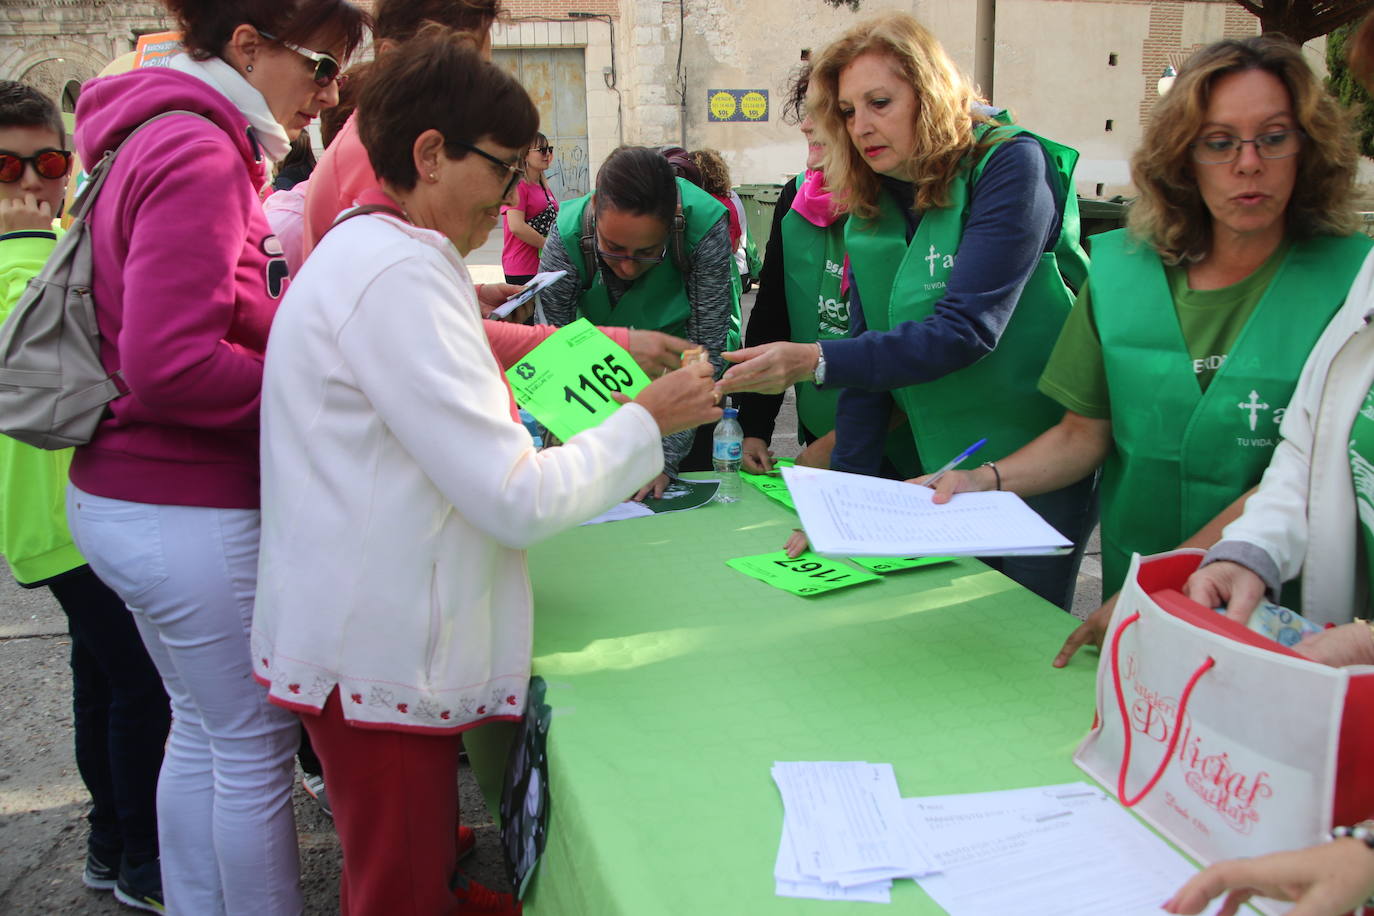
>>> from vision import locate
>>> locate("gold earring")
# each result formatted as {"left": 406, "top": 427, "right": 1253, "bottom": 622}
{"left": 429, "top": 173, "right": 437, "bottom": 181}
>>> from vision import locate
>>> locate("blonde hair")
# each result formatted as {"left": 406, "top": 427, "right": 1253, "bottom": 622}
{"left": 1129, "top": 35, "right": 1358, "bottom": 265}
{"left": 809, "top": 11, "right": 991, "bottom": 220}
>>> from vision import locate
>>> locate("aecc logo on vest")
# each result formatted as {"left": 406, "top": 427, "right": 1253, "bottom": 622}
{"left": 1236, "top": 389, "right": 1284, "bottom": 447}
{"left": 924, "top": 244, "right": 955, "bottom": 291}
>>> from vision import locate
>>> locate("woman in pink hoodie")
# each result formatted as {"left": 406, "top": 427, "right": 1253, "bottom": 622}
{"left": 65, "top": 2, "right": 367, "bottom": 913}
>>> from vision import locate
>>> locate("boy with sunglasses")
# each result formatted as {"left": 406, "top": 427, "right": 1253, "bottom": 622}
{"left": 0, "top": 80, "right": 170, "bottom": 912}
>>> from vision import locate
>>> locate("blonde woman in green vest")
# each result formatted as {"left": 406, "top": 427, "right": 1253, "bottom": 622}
{"left": 920, "top": 36, "right": 1371, "bottom": 666}
{"left": 719, "top": 11, "right": 1094, "bottom": 608}
{"left": 538, "top": 146, "right": 741, "bottom": 500}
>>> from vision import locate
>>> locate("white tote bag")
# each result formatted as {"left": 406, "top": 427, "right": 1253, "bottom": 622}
{"left": 1074, "top": 550, "right": 1374, "bottom": 916}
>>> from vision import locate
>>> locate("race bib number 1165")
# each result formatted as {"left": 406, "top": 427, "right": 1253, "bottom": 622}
{"left": 506, "top": 319, "right": 652, "bottom": 441}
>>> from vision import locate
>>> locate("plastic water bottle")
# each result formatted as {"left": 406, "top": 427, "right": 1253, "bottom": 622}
{"left": 518, "top": 409, "right": 543, "bottom": 449}
{"left": 712, "top": 404, "right": 743, "bottom": 503}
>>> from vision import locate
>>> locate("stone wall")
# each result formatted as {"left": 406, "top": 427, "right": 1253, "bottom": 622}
{"left": 0, "top": 2, "right": 173, "bottom": 110}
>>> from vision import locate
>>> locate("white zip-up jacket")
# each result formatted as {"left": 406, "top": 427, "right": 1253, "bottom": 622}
{"left": 251, "top": 213, "right": 663, "bottom": 731}
{"left": 1205, "top": 250, "right": 1374, "bottom": 624}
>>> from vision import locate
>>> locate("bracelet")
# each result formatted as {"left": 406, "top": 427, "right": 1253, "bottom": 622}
{"left": 981, "top": 460, "right": 1001, "bottom": 491}
{"left": 1332, "top": 821, "right": 1374, "bottom": 849}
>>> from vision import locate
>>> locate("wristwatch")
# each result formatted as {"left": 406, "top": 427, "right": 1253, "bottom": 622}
{"left": 812, "top": 343, "right": 827, "bottom": 386}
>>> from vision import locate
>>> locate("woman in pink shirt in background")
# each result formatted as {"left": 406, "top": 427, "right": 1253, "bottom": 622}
{"left": 500, "top": 130, "right": 557, "bottom": 285}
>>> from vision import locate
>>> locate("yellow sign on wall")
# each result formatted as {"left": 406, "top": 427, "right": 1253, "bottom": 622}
{"left": 706, "top": 89, "right": 769, "bottom": 123}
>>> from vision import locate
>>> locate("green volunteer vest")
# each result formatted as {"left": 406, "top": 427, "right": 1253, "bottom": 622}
{"left": 844, "top": 122, "right": 1090, "bottom": 472}
{"left": 780, "top": 173, "right": 849, "bottom": 439}
{"left": 1092, "top": 228, "right": 1372, "bottom": 596}
{"left": 780, "top": 175, "right": 918, "bottom": 475}
{"left": 556, "top": 177, "right": 741, "bottom": 349}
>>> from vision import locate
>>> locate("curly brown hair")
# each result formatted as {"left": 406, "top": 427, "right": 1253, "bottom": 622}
{"left": 809, "top": 11, "right": 992, "bottom": 220}
{"left": 1128, "top": 35, "right": 1358, "bottom": 265}
{"left": 691, "top": 148, "right": 733, "bottom": 198}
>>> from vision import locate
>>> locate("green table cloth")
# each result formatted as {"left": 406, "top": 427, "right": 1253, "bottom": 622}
{"left": 466, "top": 480, "right": 1098, "bottom": 914}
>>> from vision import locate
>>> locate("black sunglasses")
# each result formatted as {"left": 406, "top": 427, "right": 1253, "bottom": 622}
{"left": 0, "top": 148, "right": 71, "bottom": 183}
{"left": 453, "top": 141, "right": 525, "bottom": 197}
{"left": 258, "top": 30, "right": 344, "bottom": 87}
{"left": 534, "top": 145, "right": 554, "bottom": 155}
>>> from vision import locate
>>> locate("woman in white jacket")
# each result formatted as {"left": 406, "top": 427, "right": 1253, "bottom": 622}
{"left": 250, "top": 26, "right": 720, "bottom": 915}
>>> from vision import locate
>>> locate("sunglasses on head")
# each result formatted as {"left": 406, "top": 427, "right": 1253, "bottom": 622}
{"left": 257, "top": 30, "right": 344, "bottom": 87}
{"left": 0, "top": 148, "right": 72, "bottom": 183}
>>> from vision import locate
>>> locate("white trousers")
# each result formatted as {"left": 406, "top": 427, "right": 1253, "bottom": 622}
{"left": 68, "top": 485, "right": 302, "bottom": 916}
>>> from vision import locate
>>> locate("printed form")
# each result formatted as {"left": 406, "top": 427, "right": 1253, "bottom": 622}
{"left": 782, "top": 466, "right": 1071, "bottom": 558}
{"left": 770, "top": 775, "right": 1244, "bottom": 913}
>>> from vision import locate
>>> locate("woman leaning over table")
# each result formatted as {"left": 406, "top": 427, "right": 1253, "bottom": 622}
{"left": 921, "top": 35, "right": 1372, "bottom": 667}
{"left": 250, "top": 26, "right": 720, "bottom": 915}
{"left": 718, "top": 11, "right": 1094, "bottom": 609}
{"left": 64, "top": 1, "right": 367, "bottom": 912}
{"left": 734, "top": 63, "right": 917, "bottom": 478}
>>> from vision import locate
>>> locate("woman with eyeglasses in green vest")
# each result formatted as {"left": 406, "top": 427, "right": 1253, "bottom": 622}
{"left": 538, "top": 146, "right": 741, "bottom": 500}
{"left": 719, "top": 11, "right": 1094, "bottom": 609}
{"left": 921, "top": 36, "right": 1372, "bottom": 667}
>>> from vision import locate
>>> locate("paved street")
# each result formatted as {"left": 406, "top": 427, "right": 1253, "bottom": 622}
{"left": 0, "top": 233, "right": 1101, "bottom": 913}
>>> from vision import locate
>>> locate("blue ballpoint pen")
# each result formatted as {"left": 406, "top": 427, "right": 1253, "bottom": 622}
{"left": 922, "top": 437, "right": 988, "bottom": 487}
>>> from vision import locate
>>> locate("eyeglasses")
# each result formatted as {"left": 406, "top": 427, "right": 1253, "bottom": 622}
{"left": 258, "top": 30, "right": 344, "bottom": 87}
{"left": 1190, "top": 128, "right": 1305, "bottom": 164}
{"left": 452, "top": 141, "right": 525, "bottom": 198}
{"left": 534, "top": 145, "right": 554, "bottom": 155}
{"left": 0, "top": 148, "right": 71, "bottom": 183}
{"left": 595, "top": 234, "right": 667, "bottom": 265}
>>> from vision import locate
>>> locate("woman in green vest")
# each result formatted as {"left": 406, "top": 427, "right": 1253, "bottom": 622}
{"left": 539, "top": 146, "right": 741, "bottom": 499}
{"left": 719, "top": 11, "right": 1094, "bottom": 608}
{"left": 920, "top": 36, "right": 1371, "bottom": 665}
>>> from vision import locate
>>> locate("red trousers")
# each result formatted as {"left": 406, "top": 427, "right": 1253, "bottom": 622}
{"left": 302, "top": 689, "right": 464, "bottom": 915}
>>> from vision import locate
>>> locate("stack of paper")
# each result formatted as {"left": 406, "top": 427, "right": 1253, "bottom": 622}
{"left": 782, "top": 466, "right": 1071, "bottom": 558}
{"left": 771, "top": 762, "right": 937, "bottom": 903}
{"left": 905, "top": 783, "right": 1228, "bottom": 916}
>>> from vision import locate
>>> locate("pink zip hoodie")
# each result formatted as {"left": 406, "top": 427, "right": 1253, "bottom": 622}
{"left": 72, "top": 68, "right": 286, "bottom": 509}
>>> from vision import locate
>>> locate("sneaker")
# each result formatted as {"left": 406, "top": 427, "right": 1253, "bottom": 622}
{"left": 457, "top": 825, "right": 476, "bottom": 861}
{"left": 114, "top": 858, "right": 164, "bottom": 913}
{"left": 451, "top": 872, "right": 522, "bottom": 915}
{"left": 302, "top": 773, "right": 332, "bottom": 818}
{"left": 82, "top": 848, "right": 120, "bottom": 891}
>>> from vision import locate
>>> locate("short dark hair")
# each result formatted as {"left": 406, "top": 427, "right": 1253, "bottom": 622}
{"left": 163, "top": 0, "right": 370, "bottom": 63}
{"left": 594, "top": 147, "right": 678, "bottom": 226}
{"left": 357, "top": 24, "right": 538, "bottom": 192}
{"left": 373, "top": 0, "right": 500, "bottom": 43}
{"left": 0, "top": 81, "right": 65, "bottom": 146}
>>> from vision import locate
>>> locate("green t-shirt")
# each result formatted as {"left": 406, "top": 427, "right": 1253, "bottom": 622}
{"left": 1039, "top": 242, "right": 1290, "bottom": 418}
{"left": 1349, "top": 383, "right": 1374, "bottom": 614}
